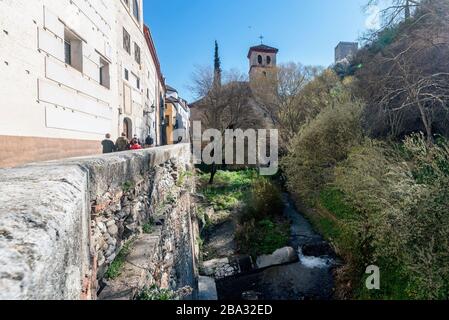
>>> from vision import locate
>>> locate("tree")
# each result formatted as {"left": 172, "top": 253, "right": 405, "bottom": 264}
{"left": 365, "top": 0, "right": 421, "bottom": 29}
{"left": 357, "top": 0, "right": 449, "bottom": 142}
{"left": 251, "top": 64, "right": 358, "bottom": 150}
{"left": 190, "top": 67, "right": 263, "bottom": 183}
{"left": 250, "top": 63, "right": 322, "bottom": 147}
{"left": 213, "top": 40, "right": 222, "bottom": 88}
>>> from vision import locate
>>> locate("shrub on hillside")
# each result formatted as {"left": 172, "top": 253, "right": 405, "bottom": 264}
{"left": 334, "top": 135, "right": 449, "bottom": 299}
{"left": 282, "top": 101, "right": 363, "bottom": 203}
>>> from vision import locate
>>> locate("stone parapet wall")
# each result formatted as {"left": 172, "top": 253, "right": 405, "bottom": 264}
{"left": 0, "top": 144, "right": 197, "bottom": 300}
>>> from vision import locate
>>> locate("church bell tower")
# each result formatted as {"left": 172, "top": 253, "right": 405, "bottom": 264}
{"left": 248, "top": 43, "right": 279, "bottom": 83}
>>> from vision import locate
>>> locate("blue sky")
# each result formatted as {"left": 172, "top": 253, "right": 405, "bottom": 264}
{"left": 144, "top": 0, "right": 373, "bottom": 102}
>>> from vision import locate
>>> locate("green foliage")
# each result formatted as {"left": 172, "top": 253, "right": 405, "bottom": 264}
{"left": 236, "top": 177, "right": 288, "bottom": 258}
{"left": 165, "top": 193, "right": 176, "bottom": 205}
{"left": 136, "top": 285, "right": 177, "bottom": 300}
{"left": 206, "top": 192, "right": 240, "bottom": 211}
{"left": 368, "top": 25, "right": 401, "bottom": 54}
{"left": 199, "top": 169, "right": 256, "bottom": 188}
{"left": 122, "top": 181, "right": 134, "bottom": 193}
{"left": 199, "top": 170, "right": 255, "bottom": 211}
{"left": 236, "top": 218, "right": 290, "bottom": 258}
{"left": 332, "top": 135, "right": 449, "bottom": 299}
{"left": 320, "top": 188, "right": 355, "bottom": 220}
{"left": 241, "top": 177, "right": 284, "bottom": 222}
{"left": 282, "top": 101, "right": 363, "bottom": 203}
{"left": 105, "top": 241, "right": 133, "bottom": 280}
{"left": 176, "top": 170, "right": 193, "bottom": 187}
{"left": 142, "top": 220, "right": 154, "bottom": 234}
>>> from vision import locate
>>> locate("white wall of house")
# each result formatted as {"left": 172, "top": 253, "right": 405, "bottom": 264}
{"left": 115, "top": 0, "right": 158, "bottom": 142}
{"left": 0, "top": 0, "right": 163, "bottom": 166}
{"left": 0, "top": 0, "right": 116, "bottom": 141}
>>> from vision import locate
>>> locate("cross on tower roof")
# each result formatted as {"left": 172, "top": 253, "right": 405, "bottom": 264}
{"left": 259, "top": 35, "right": 264, "bottom": 44}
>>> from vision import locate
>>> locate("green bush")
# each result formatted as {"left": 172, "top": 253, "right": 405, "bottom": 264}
{"left": 236, "top": 218, "right": 290, "bottom": 258}
{"left": 333, "top": 135, "right": 449, "bottom": 299}
{"left": 242, "top": 177, "right": 284, "bottom": 222}
{"left": 235, "top": 177, "right": 288, "bottom": 258}
{"left": 282, "top": 101, "right": 363, "bottom": 203}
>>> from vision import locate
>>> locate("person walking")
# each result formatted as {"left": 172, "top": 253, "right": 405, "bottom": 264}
{"left": 101, "top": 134, "right": 116, "bottom": 154}
{"left": 115, "top": 133, "right": 129, "bottom": 152}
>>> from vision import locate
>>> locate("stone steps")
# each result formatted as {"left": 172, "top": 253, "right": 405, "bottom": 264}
{"left": 98, "top": 229, "right": 162, "bottom": 300}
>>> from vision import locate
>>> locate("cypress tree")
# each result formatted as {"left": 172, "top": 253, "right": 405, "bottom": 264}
{"left": 213, "top": 40, "right": 221, "bottom": 87}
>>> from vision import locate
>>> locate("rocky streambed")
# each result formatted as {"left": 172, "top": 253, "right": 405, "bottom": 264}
{"left": 199, "top": 194, "right": 339, "bottom": 300}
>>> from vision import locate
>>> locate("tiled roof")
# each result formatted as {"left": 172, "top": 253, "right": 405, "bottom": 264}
{"left": 247, "top": 44, "right": 279, "bottom": 58}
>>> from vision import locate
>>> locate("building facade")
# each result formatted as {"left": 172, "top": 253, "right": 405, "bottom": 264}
{"left": 0, "top": 0, "right": 165, "bottom": 168}
{"left": 165, "top": 86, "right": 190, "bottom": 145}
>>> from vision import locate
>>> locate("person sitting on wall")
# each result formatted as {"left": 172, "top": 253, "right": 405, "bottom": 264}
{"left": 115, "top": 133, "right": 129, "bottom": 152}
{"left": 101, "top": 133, "right": 116, "bottom": 154}
{"left": 130, "top": 138, "right": 143, "bottom": 150}
{"left": 145, "top": 135, "right": 154, "bottom": 148}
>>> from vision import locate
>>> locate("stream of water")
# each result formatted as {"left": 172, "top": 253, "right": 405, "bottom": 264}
{"left": 215, "top": 194, "right": 337, "bottom": 300}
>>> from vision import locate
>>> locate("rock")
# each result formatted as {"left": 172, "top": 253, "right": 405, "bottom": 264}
{"left": 97, "top": 252, "right": 106, "bottom": 267}
{"left": 111, "top": 203, "right": 121, "bottom": 212}
{"left": 202, "top": 258, "right": 229, "bottom": 277}
{"left": 205, "top": 206, "right": 215, "bottom": 217}
{"left": 301, "top": 242, "right": 335, "bottom": 257}
{"left": 97, "top": 237, "right": 106, "bottom": 250}
{"left": 106, "top": 220, "right": 116, "bottom": 227}
{"left": 97, "top": 222, "right": 107, "bottom": 234}
{"left": 198, "top": 276, "right": 218, "bottom": 300}
{"left": 202, "top": 258, "right": 240, "bottom": 279}
{"left": 106, "top": 253, "right": 116, "bottom": 263}
{"left": 107, "top": 237, "right": 117, "bottom": 246}
{"left": 256, "top": 247, "right": 299, "bottom": 269}
{"left": 107, "top": 224, "right": 118, "bottom": 236}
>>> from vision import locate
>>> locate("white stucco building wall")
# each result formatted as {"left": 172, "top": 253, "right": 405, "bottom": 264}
{"left": 0, "top": 0, "right": 164, "bottom": 167}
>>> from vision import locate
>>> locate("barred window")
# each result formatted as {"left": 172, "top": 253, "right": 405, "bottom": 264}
{"left": 64, "top": 40, "right": 71, "bottom": 65}
{"left": 134, "top": 43, "right": 141, "bottom": 64}
{"left": 123, "top": 28, "right": 131, "bottom": 54}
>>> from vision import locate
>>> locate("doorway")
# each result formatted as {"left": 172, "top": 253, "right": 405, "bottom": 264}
{"left": 123, "top": 118, "right": 132, "bottom": 140}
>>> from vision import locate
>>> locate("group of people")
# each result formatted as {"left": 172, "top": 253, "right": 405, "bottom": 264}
{"left": 101, "top": 133, "right": 154, "bottom": 154}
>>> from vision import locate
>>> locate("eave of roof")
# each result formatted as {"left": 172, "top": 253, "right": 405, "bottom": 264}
{"left": 143, "top": 24, "right": 165, "bottom": 88}
{"left": 247, "top": 44, "right": 279, "bottom": 58}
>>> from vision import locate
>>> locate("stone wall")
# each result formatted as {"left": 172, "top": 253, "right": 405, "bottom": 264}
{"left": 0, "top": 144, "right": 198, "bottom": 300}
